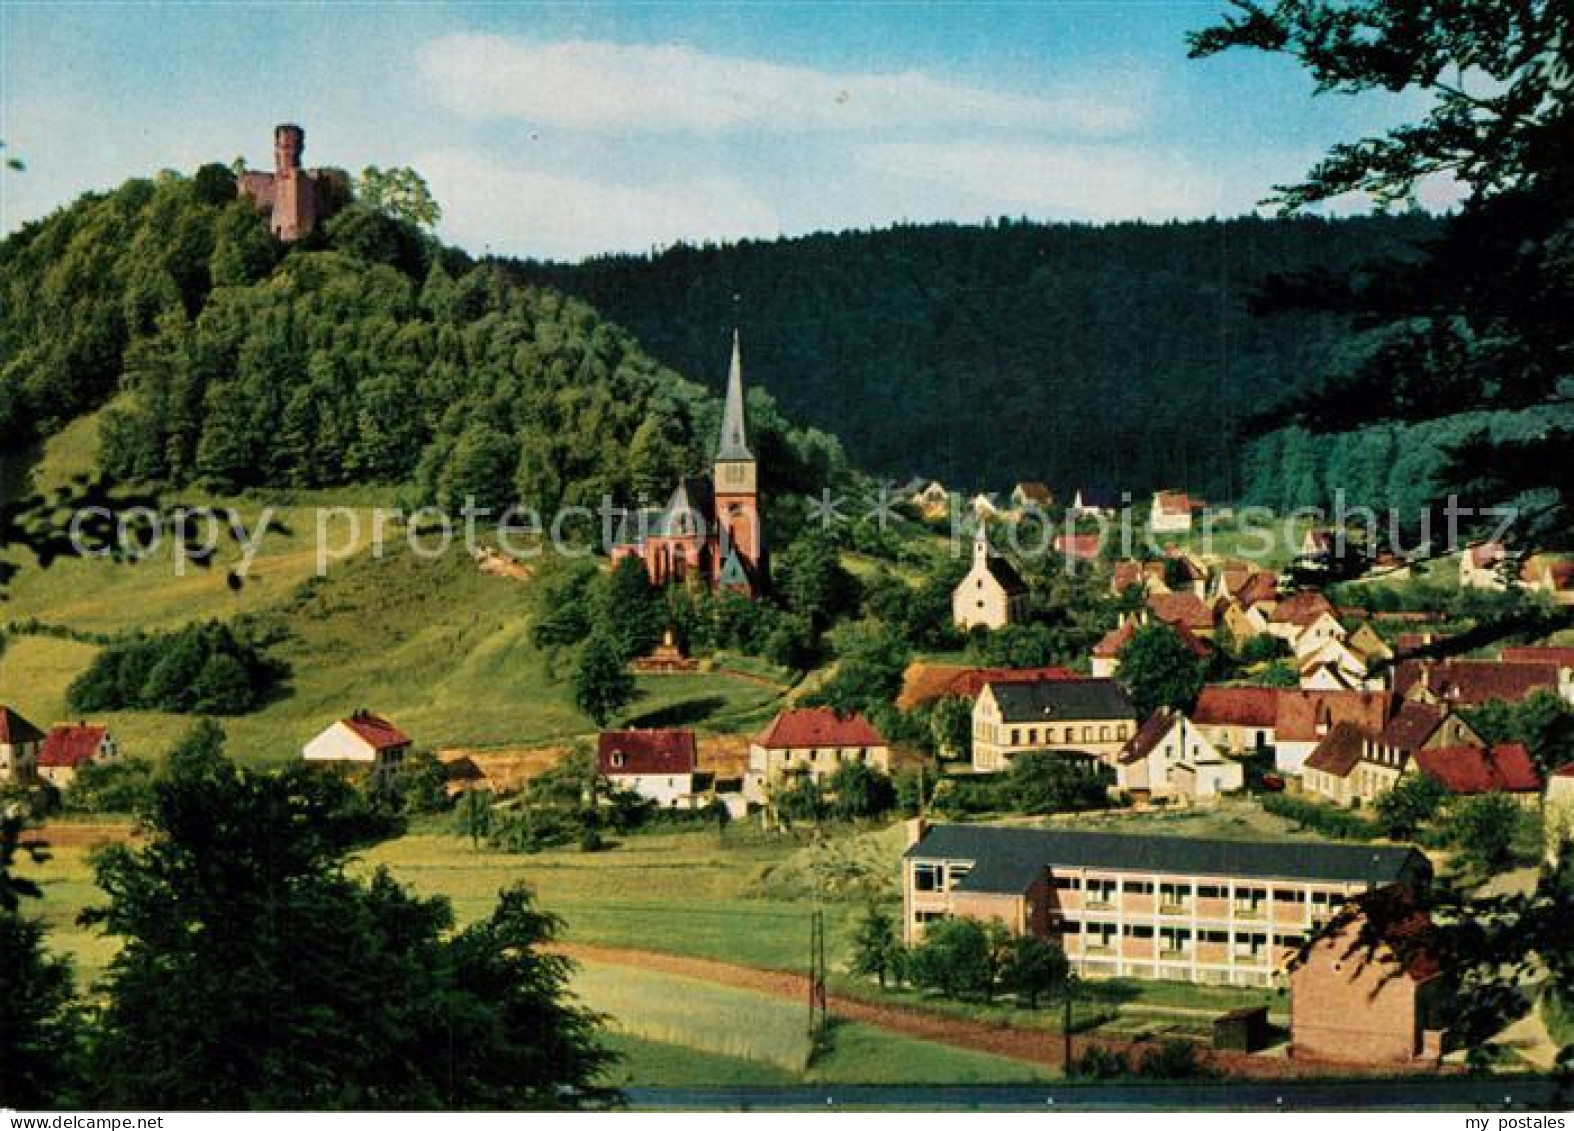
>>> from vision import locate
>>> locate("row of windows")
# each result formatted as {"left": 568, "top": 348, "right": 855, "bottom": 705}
{"left": 1052, "top": 876, "right": 1344, "bottom": 907}
{"left": 976, "top": 723, "right": 1133, "bottom": 747}
{"left": 1066, "top": 920, "right": 1304, "bottom": 954}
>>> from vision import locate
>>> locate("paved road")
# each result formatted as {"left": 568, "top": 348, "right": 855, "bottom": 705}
{"left": 625, "top": 1075, "right": 1571, "bottom": 1111}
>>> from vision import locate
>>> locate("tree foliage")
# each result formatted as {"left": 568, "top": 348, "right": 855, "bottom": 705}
{"left": 83, "top": 736, "right": 612, "bottom": 1108}
{"left": 66, "top": 620, "right": 286, "bottom": 715}
{"left": 1118, "top": 624, "right": 1206, "bottom": 717}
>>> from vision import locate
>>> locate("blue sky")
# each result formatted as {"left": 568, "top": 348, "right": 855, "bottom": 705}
{"left": 0, "top": 2, "right": 1449, "bottom": 261}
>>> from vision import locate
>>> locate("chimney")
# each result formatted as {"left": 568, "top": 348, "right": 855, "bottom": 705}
{"left": 906, "top": 816, "right": 930, "bottom": 848}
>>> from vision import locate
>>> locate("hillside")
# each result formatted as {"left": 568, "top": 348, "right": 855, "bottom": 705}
{"left": 512, "top": 213, "right": 1439, "bottom": 500}
{"left": 0, "top": 166, "right": 846, "bottom": 514}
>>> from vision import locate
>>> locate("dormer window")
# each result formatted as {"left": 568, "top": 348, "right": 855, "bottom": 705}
{"left": 610, "top": 752, "right": 625, "bottom": 769}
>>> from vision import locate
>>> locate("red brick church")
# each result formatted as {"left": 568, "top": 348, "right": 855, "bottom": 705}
{"left": 612, "top": 332, "right": 767, "bottom": 596}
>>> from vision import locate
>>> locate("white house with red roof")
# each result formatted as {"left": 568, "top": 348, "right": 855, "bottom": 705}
{"left": 746, "top": 707, "right": 889, "bottom": 804}
{"left": 1114, "top": 709, "right": 1241, "bottom": 800}
{"left": 1191, "top": 685, "right": 1280, "bottom": 755}
{"left": 1148, "top": 490, "right": 1194, "bottom": 534}
{"left": 302, "top": 710, "right": 412, "bottom": 782}
{"left": 597, "top": 729, "right": 700, "bottom": 809}
{"left": 0, "top": 705, "right": 45, "bottom": 785}
{"left": 38, "top": 723, "right": 119, "bottom": 788}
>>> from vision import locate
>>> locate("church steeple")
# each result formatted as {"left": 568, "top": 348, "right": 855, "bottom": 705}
{"left": 716, "top": 329, "right": 753, "bottom": 463}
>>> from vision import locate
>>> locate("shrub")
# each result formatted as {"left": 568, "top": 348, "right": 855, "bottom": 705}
{"left": 66, "top": 621, "right": 285, "bottom": 716}
{"left": 1260, "top": 793, "right": 1377, "bottom": 840}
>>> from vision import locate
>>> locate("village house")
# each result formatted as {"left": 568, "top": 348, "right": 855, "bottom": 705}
{"left": 1266, "top": 590, "right": 1342, "bottom": 647}
{"left": 0, "top": 706, "right": 44, "bottom": 785}
{"left": 1301, "top": 723, "right": 1403, "bottom": 807}
{"left": 1192, "top": 685, "right": 1279, "bottom": 756}
{"left": 597, "top": 729, "right": 700, "bottom": 809}
{"left": 1274, "top": 689, "right": 1392, "bottom": 775}
{"left": 1053, "top": 533, "right": 1103, "bottom": 564}
{"left": 903, "top": 823, "right": 1430, "bottom": 987}
{"left": 1115, "top": 709, "right": 1243, "bottom": 801}
{"left": 1296, "top": 627, "right": 1390, "bottom": 691}
{"left": 1068, "top": 488, "right": 1123, "bottom": 520}
{"left": 971, "top": 678, "right": 1136, "bottom": 772}
{"left": 911, "top": 480, "right": 951, "bottom": 519}
{"left": 1412, "top": 744, "right": 1542, "bottom": 806}
{"left": 1500, "top": 646, "right": 1574, "bottom": 704}
{"left": 302, "top": 711, "right": 413, "bottom": 784}
{"left": 1091, "top": 614, "right": 1210, "bottom": 679}
{"left": 1290, "top": 891, "right": 1445, "bottom": 1065}
{"left": 745, "top": 707, "right": 889, "bottom": 804}
{"left": 38, "top": 724, "right": 119, "bottom": 789}
{"left": 1146, "top": 590, "right": 1215, "bottom": 637}
{"left": 894, "top": 662, "right": 1079, "bottom": 712}
{"left": 1111, "top": 559, "right": 1169, "bottom": 597}
{"left": 1458, "top": 541, "right": 1511, "bottom": 590}
{"left": 1009, "top": 481, "right": 1053, "bottom": 512}
{"left": 1148, "top": 490, "right": 1194, "bottom": 534}
{"left": 1520, "top": 555, "right": 1574, "bottom": 606}
{"left": 611, "top": 332, "right": 767, "bottom": 597}
{"left": 951, "top": 526, "right": 1030, "bottom": 631}
{"left": 1395, "top": 658, "right": 1561, "bottom": 708}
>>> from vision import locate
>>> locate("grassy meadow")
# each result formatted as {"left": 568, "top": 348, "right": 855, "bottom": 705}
{"left": 1, "top": 411, "right": 791, "bottom": 766}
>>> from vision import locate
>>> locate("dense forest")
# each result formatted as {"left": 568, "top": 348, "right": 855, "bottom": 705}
{"left": 512, "top": 214, "right": 1442, "bottom": 502}
{"left": 0, "top": 169, "right": 846, "bottom": 512}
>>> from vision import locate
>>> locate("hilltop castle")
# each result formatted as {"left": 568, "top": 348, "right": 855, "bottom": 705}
{"left": 612, "top": 332, "right": 767, "bottom": 597}
{"left": 237, "top": 124, "right": 348, "bottom": 242}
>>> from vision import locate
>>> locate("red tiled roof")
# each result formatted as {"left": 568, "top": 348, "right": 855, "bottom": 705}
{"left": 1118, "top": 709, "right": 1179, "bottom": 765}
{"left": 1501, "top": 646, "right": 1574, "bottom": 667}
{"left": 1378, "top": 701, "right": 1447, "bottom": 754}
{"left": 1093, "top": 620, "right": 1136, "bottom": 659}
{"left": 0, "top": 706, "right": 44, "bottom": 746}
{"left": 1553, "top": 761, "right": 1574, "bottom": 779}
{"left": 1276, "top": 689, "right": 1391, "bottom": 743}
{"left": 1111, "top": 560, "right": 1165, "bottom": 596}
{"left": 757, "top": 707, "right": 886, "bottom": 749}
{"left": 1394, "top": 659, "right": 1559, "bottom": 706}
{"left": 1303, "top": 722, "right": 1369, "bottom": 779}
{"left": 1153, "top": 490, "right": 1192, "bottom": 515}
{"left": 1269, "top": 589, "right": 1336, "bottom": 627}
{"left": 1414, "top": 744, "right": 1542, "bottom": 794}
{"left": 1014, "top": 481, "right": 1053, "bottom": 505}
{"left": 947, "top": 667, "right": 1080, "bottom": 699}
{"left": 40, "top": 724, "right": 109, "bottom": 769}
{"left": 341, "top": 712, "right": 412, "bottom": 752}
{"left": 896, "top": 663, "right": 1079, "bottom": 708}
{"left": 1236, "top": 572, "right": 1281, "bottom": 608}
{"left": 1054, "top": 533, "right": 1103, "bottom": 560}
{"left": 1193, "top": 685, "right": 1279, "bottom": 728}
{"left": 1147, "top": 591, "right": 1214, "bottom": 632}
{"left": 597, "top": 729, "right": 697, "bottom": 776}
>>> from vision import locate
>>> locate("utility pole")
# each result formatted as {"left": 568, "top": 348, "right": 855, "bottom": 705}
{"left": 808, "top": 908, "right": 828, "bottom": 1043}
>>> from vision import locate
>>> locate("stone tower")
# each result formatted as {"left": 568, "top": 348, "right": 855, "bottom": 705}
{"left": 268, "top": 123, "right": 315, "bottom": 242}
{"left": 713, "top": 330, "right": 764, "bottom": 584}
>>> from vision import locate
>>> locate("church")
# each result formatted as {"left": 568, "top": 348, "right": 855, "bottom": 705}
{"left": 611, "top": 332, "right": 767, "bottom": 597}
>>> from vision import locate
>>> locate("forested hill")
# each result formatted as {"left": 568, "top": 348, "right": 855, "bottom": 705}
{"left": 0, "top": 168, "right": 846, "bottom": 512}
{"left": 512, "top": 214, "right": 1438, "bottom": 501}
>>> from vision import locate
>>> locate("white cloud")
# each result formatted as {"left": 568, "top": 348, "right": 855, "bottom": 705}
{"left": 417, "top": 32, "right": 1139, "bottom": 137}
{"left": 418, "top": 148, "right": 781, "bottom": 259}
{"left": 856, "top": 140, "right": 1231, "bottom": 221}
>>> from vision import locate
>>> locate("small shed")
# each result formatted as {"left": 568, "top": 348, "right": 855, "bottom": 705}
{"left": 1213, "top": 1005, "right": 1271, "bottom": 1053}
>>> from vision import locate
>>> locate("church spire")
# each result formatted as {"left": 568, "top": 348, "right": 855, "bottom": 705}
{"left": 716, "top": 329, "right": 753, "bottom": 463}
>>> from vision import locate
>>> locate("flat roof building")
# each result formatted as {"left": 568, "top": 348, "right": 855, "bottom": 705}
{"left": 903, "top": 823, "right": 1429, "bottom": 988}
